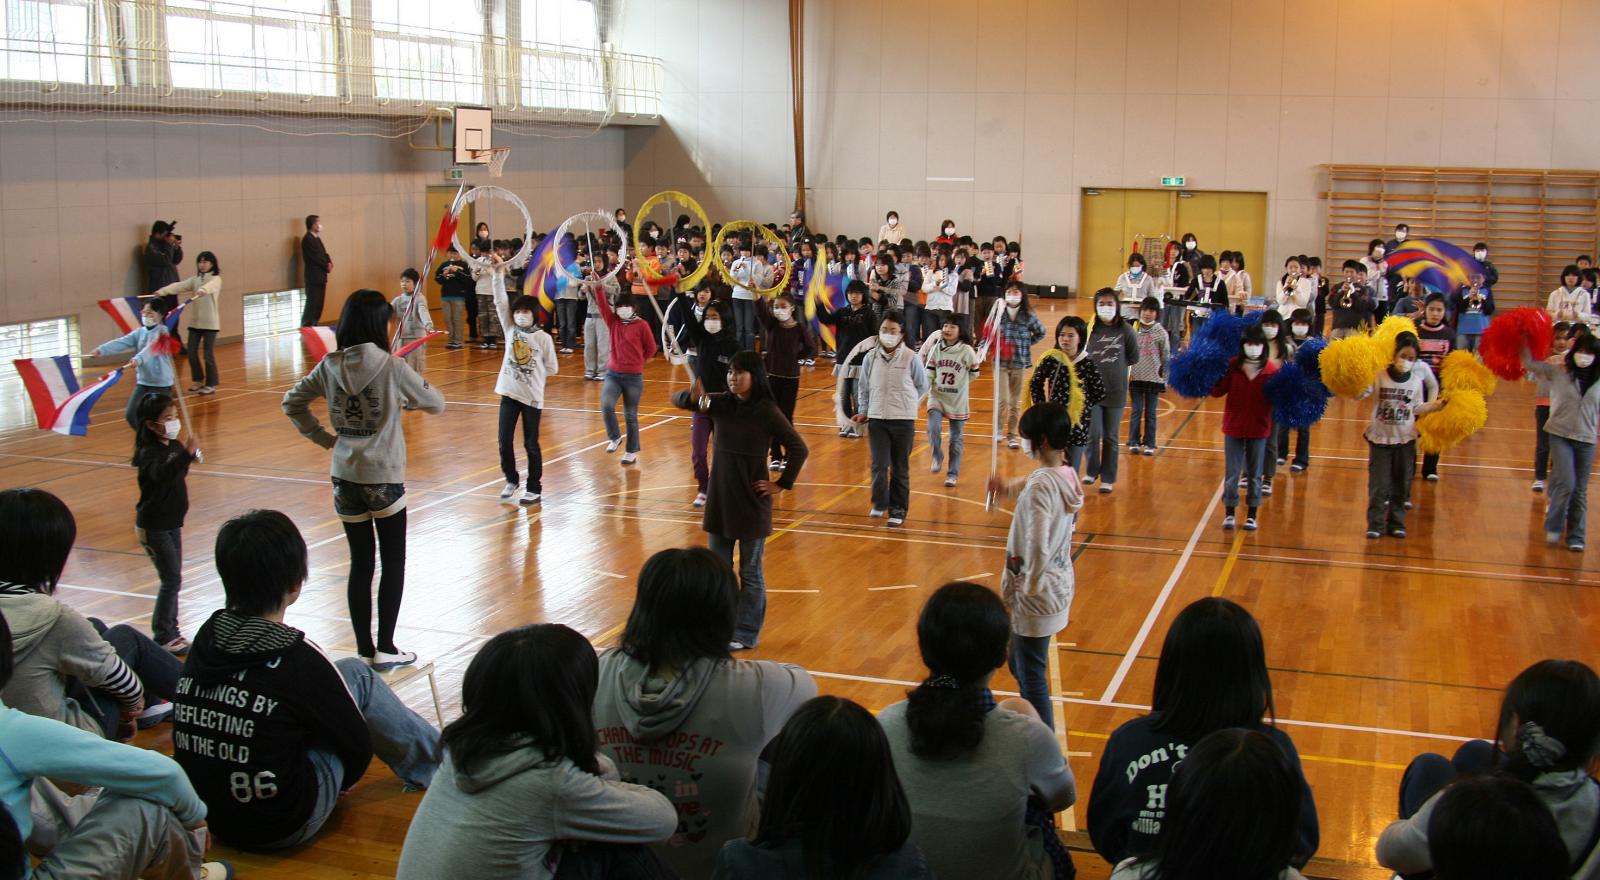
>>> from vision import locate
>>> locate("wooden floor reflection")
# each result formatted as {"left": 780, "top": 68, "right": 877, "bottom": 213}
{"left": 4, "top": 304, "right": 1594, "bottom": 880}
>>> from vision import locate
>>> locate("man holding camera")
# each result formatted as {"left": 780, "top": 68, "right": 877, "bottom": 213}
{"left": 143, "top": 221, "right": 184, "bottom": 306}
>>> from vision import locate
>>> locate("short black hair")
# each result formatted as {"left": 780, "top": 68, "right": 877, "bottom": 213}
{"left": 620, "top": 547, "right": 736, "bottom": 667}
{"left": 305, "top": 214, "right": 319, "bottom": 231}
{"left": 143, "top": 297, "right": 172, "bottom": 317}
{"left": 1369, "top": 238, "right": 1387, "bottom": 253}
{"left": 0, "top": 488, "right": 76, "bottom": 594}
{"left": 1423, "top": 292, "right": 1447, "bottom": 307}
{"left": 1199, "top": 255, "right": 1218, "bottom": 271}
{"left": 880, "top": 309, "right": 905, "bottom": 331}
{"left": 1394, "top": 222, "right": 1409, "bottom": 232}
{"left": 1139, "top": 295, "right": 1162, "bottom": 313}
{"left": 1019, "top": 402, "right": 1074, "bottom": 452}
{"left": 1428, "top": 775, "right": 1568, "bottom": 880}
{"left": 1152, "top": 597, "right": 1274, "bottom": 742}
{"left": 1343, "top": 258, "right": 1367, "bottom": 273}
{"left": 152, "top": 220, "right": 173, "bottom": 235}
{"left": 1128, "top": 252, "right": 1146, "bottom": 268}
{"left": 215, "top": 510, "right": 308, "bottom": 616}
{"left": 335, "top": 289, "right": 393, "bottom": 352}
{"left": 1562, "top": 264, "right": 1582, "bottom": 283}
{"left": 846, "top": 279, "right": 868, "bottom": 298}
{"left": 400, "top": 267, "right": 420, "bottom": 283}
{"left": 510, "top": 294, "right": 540, "bottom": 315}
{"left": 1473, "top": 242, "right": 1488, "bottom": 251}
{"left": 1289, "top": 308, "right": 1314, "bottom": 325}
{"left": 196, "top": 251, "right": 221, "bottom": 275}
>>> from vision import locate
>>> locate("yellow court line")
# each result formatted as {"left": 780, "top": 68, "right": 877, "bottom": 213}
{"left": 1212, "top": 528, "right": 1247, "bottom": 596}
{"left": 1299, "top": 753, "right": 1408, "bottom": 771}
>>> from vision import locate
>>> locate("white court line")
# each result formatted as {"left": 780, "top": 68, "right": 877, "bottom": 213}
{"left": 867, "top": 584, "right": 919, "bottom": 591}
{"left": 1159, "top": 443, "right": 1534, "bottom": 473}
{"left": 957, "top": 571, "right": 994, "bottom": 580}
{"left": 1100, "top": 479, "right": 1224, "bottom": 704}
{"left": 57, "top": 583, "right": 156, "bottom": 599}
{"left": 767, "top": 589, "right": 821, "bottom": 594}
{"left": 590, "top": 570, "right": 627, "bottom": 580}
{"left": 806, "top": 669, "right": 1473, "bottom": 743}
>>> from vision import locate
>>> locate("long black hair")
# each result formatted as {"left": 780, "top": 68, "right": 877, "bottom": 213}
{"left": 443, "top": 624, "right": 601, "bottom": 777}
{"left": 1146, "top": 728, "right": 1302, "bottom": 880}
{"left": 620, "top": 547, "right": 735, "bottom": 669}
{"left": 1092, "top": 287, "right": 1123, "bottom": 330}
{"left": 1055, "top": 315, "right": 1088, "bottom": 356}
{"left": 727, "top": 350, "right": 775, "bottom": 405}
{"left": 754, "top": 696, "right": 913, "bottom": 878}
{"left": 1428, "top": 775, "right": 1570, "bottom": 880}
{"left": 1492, "top": 659, "right": 1600, "bottom": 782}
{"left": 1566, "top": 333, "right": 1600, "bottom": 395}
{"left": 196, "top": 250, "right": 221, "bottom": 275}
{"left": 1150, "top": 597, "right": 1275, "bottom": 742}
{"left": 0, "top": 488, "right": 75, "bottom": 594}
{"left": 1257, "top": 310, "right": 1291, "bottom": 361}
{"left": 905, "top": 582, "right": 1010, "bottom": 759}
{"left": 132, "top": 392, "right": 176, "bottom": 467}
{"left": 335, "top": 289, "right": 393, "bottom": 352}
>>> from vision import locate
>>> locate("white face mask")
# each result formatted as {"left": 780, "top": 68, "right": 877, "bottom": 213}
{"left": 1474, "top": 250, "right": 1487, "bottom": 260}
{"left": 142, "top": 314, "right": 159, "bottom": 328}
{"left": 1184, "top": 240, "right": 1196, "bottom": 250}
{"left": 1096, "top": 305, "right": 1116, "bottom": 321}
{"left": 1292, "top": 324, "right": 1310, "bottom": 337}
{"left": 161, "top": 418, "right": 181, "bottom": 440}
{"left": 943, "top": 226, "right": 954, "bottom": 235}
{"left": 879, "top": 331, "right": 902, "bottom": 349}
{"left": 772, "top": 307, "right": 792, "bottom": 321}
{"left": 887, "top": 217, "right": 898, "bottom": 227}
{"left": 1129, "top": 266, "right": 1143, "bottom": 276}
{"left": 1005, "top": 294, "right": 1022, "bottom": 307}
{"left": 513, "top": 313, "right": 533, "bottom": 328}
{"left": 615, "top": 306, "right": 636, "bottom": 321}
{"left": 1395, "top": 231, "right": 1407, "bottom": 241}
{"left": 1395, "top": 358, "right": 1416, "bottom": 373}
{"left": 1263, "top": 325, "right": 1279, "bottom": 339}
{"left": 1374, "top": 247, "right": 1386, "bottom": 259}
{"left": 704, "top": 319, "right": 723, "bottom": 334}
{"left": 1576, "top": 353, "right": 1597, "bottom": 369}
{"left": 1243, "top": 344, "right": 1265, "bottom": 360}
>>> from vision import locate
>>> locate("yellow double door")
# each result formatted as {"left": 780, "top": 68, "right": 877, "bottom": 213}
{"left": 1079, "top": 189, "right": 1267, "bottom": 294}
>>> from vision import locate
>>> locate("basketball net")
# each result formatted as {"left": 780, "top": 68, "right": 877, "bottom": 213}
{"left": 473, "top": 147, "right": 511, "bottom": 178}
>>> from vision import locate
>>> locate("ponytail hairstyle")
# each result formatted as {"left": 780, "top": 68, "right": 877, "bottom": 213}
{"left": 1493, "top": 659, "right": 1600, "bottom": 783}
{"left": 335, "top": 289, "right": 393, "bottom": 352}
{"left": 905, "top": 582, "right": 1010, "bottom": 759}
{"left": 1392, "top": 330, "right": 1421, "bottom": 362}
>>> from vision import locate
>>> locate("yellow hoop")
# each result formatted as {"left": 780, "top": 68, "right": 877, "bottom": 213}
{"left": 712, "top": 220, "right": 793, "bottom": 298}
{"left": 634, "top": 190, "right": 711, "bottom": 290}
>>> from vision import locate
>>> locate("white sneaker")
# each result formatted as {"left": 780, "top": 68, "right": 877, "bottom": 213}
{"left": 518, "top": 490, "right": 541, "bottom": 506}
{"left": 944, "top": 476, "right": 957, "bottom": 487}
{"left": 1532, "top": 480, "right": 1546, "bottom": 492}
{"left": 137, "top": 700, "right": 173, "bottom": 728}
{"left": 370, "top": 650, "right": 418, "bottom": 672}
{"left": 499, "top": 482, "right": 518, "bottom": 500}
{"left": 869, "top": 507, "right": 886, "bottom": 518}
{"left": 1222, "top": 514, "right": 1236, "bottom": 529}
{"left": 605, "top": 439, "right": 621, "bottom": 453}
{"left": 1098, "top": 482, "right": 1114, "bottom": 494}
{"left": 693, "top": 492, "right": 707, "bottom": 507}
{"left": 621, "top": 451, "right": 638, "bottom": 465}
{"left": 199, "top": 861, "right": 235, "bottom": 880}
{"left": 728, "top": 640, "right": 751, "bottom": 651}
{"left": 197, "top": 386, "right": 216, "bottom": 395}
{"left": 186, "top": 383, "right": 203, "bottom": 392}
{"left": 887, "top": 516, "right": 905, "bottom": 527}
{"left": 930, "top": 459, "right": 942, "bottom": 473}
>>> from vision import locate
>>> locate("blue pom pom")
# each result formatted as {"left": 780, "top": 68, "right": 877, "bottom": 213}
{"left": 1294, "top": 336, "right": 1328, "bottom": 379}
{"left": 1169, "top": 337, "right": 1231, "bottom": 398}
{"left": 1265, "top": 361, "right": 1331, "bottom": 429}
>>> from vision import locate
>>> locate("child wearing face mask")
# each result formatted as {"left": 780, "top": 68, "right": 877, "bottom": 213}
{"left": 996, "top": 283, "right": 1046, "bottom": 449}
{"left": 1212, "top": 325, "right": 1278, "bottom": 531}
{"left": 1415, "top": 293, "right": 1455, "bottom": 483}
{"left": 1523, "top": 332, "right": 1600, "bottom": 551}
{"left": 1359, "top": 332, "right": 1441, "bottom": 539}
{"left": 1127, "top": 297, "right": 1170, "bottom": 456}
{"left": 876, "top": 212, "right": 902, "bottom": 250}
{"left": 853, "top": 312, "right": 929, "bottom": 527}
{"left": 1115, "top": 254, "right": 1160, "bottom": 321}
{"left": 1471, "top": 242, "right": 1499, "bottom": 288}
{"left": 920, "top": 317, "right": 980, "bottom": 487}
{"left": 1531, "top": 323, "right": 1579, "bottom": 493}
{"left": 592, "top": 271, "right": 658, "bottom": 465}
{"left": 1363, "top": 239, "right": 1391, "bottom": 325}
{"left": 755, "top": 293, "right": 816, "bottom": 471}
{"left": 1085, "top": 289, "right": 1141, "bottom": 493}
{"left": 683, "top": 301, "right": 741, "bottom": 505}
{"left": 1451, "top": 271, "right": 1494, "bottom": 354}
{"left": 1278, "top": 309, "right": 1317, "bottom": 472}
{"left": 820, "top": 280, "right": 879, "bottom": 437}
{"left": 93, "top": 299, "right": 178, "bottom": 429}
{"left": 492, "top": 260, "right": 559, "bottom": 505}
{"left": 1032, "top": 316, "right": 1106, "bottom": 475}
{"left": 1256, "top": 311, "right": 1295, "bottom": 495}
{"left": 132, "top": 393, "right": 199, "bottom": 653}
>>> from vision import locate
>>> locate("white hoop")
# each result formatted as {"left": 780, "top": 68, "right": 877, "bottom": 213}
{"left": 661, "top": 296, "right": 688, "bottom": 364}
{"left": 471, "top": 147, "right": 511, "bottom": 178}
{"left": 454, "top": 185, "right": 534, "bottom": 268}
{"left": 551, "top": 210, "right": 627, "bottom": 284}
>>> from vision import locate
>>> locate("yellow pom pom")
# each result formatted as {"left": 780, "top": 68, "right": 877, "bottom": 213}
{"left": 1439, "top": 350, "right": 1497, "bottom": 397}
{"left": 1372, "top": 315, "right": 1418, "bottom": 351}
{"left": 1417, "top": 389, "right": 1488, "bottom": 454}
{"left": 1321, "top": 335, "right": 1387, "bottom": 398}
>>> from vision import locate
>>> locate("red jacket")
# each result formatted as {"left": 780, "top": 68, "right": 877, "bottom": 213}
{"left": 595, "top": 288, "right": 658, "bottom": 373}
{"left": 1210, "top": 358, "right": 1278, "bottom": 438}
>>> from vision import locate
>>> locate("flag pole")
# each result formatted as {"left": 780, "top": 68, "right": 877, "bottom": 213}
{"left": 983, "top": 300, "right": 1003, "bottom": 511}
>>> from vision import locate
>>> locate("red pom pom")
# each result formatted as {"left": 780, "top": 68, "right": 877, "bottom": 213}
{"left": 1480, "top": 308, "right": 1553, "bottom": 382}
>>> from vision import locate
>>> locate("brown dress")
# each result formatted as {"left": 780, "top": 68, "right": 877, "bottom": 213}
{"left": 697, "top": 393, "right": 808, "bottom": 541}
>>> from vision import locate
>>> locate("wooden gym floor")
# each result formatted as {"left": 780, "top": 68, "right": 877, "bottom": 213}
{"left": 2, "top": 301, "right": 1595, "bottom": 880}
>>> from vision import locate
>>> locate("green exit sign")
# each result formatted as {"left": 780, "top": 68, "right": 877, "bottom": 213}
{"left": 445, "top": 168, "right": 464, "bottom": 180}
{"left": 1161, "top": 176, "right": 1186, "bottom": 187}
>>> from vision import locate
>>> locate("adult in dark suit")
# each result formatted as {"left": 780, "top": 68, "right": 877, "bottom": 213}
{"left": 143, "top": 220, "right": 183, "bottom": 300}
{"left": 301, "top": 214, "right": 332, "bottom": 327}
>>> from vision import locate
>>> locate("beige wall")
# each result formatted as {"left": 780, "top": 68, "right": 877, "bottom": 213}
{"left": 619, "top": 0, "right": 1600, "bottom": 288}
{"left": 0, "top": 116, "right": 624, "bottom": 341}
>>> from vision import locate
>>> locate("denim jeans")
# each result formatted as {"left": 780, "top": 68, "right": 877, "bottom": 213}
{"left": 1127, "top": 385, "right": 1160, "bottom": 448}
{"left": 927, "top": 410, "right": 965, "bottom": 477}
{"left": 1545, "top": 434, "right": 1595, "bottom": 540}
{"left": 1008, "top": 634, "right": 1054, "bottom": 730}
{"left": 1224, "top": 435, "right": 1267, "bottom": 510}
{"left": 497, "top": 397, "right": 543, "bottom": 492}
{"left": 1398, "top": 739, "right": 1497, "bottom": 818}
{"left": 1086, "top": 404, "right": 1125, "bottom": 483}
{"left": 1455, "top": 332, "right": 1481, "bottom": 353}
{"left": 258, "top": 658, "right": 442, "bottom": 850}
{"left": 557, "top": 299, "right": 585, "bottom": 349}
{"left": 868, "top": 418, "right": 915, "bottom": 515}
{"left": 1067, "top": 445, "right": 1086, "bottom": 476}
{"left": 602, "top": 370, "right": 645, "bottom": 453}
{"left": 1276, "top": 422, "right": 1311, "bottom": 469}
{"left": 1161, "top": 302, "right": 1186, "bottom": 346}
{"left": 82, "top": 620, "right": 182, "bottom": 738}
{"left": 707, "top": 534, "right": 767, "bottom": 646}
{"left": 136, "top": 527, "right": 183, "bottom": 644}
{"left": 731, "top": 298, "right": 757, "bottom": 352}
{"left": 904, "top": 302, "right": 923, "bottom": 348}
{"left": 186, "top": 328, "right": 218, "bottom": 387}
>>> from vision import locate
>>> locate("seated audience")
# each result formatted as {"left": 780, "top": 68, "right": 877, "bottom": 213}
{"left": 591, "top": 547, "right": 816, "bottom": 879}
{"left": 0, "top": 488, "right": 179, "bottom": 739}
{"left": 877, "top": 582, "right": 1076, "bottom": 879}
{"left": 1088, "top": 597, "right": 1318, "bottom": 866}
{"left": 398, "top": 623, "right": 677, "bottom": 879}
{"left": 1377, "top": 659, "right": 1600, "bottom": 878}
{"left": 1110, "top": 728, "right": 1305, "bottom": 880}
{"left": 1429, "top": 775, "right": 1571, "bottom": 880}
{"left": 171, "top": 509, "right": 441, "bottom": 851}
{"left": 0, "top": 612, "right": 232, "bottom": 879}
{"left": 714, "top": 695, "right": 931, "bottom": 879}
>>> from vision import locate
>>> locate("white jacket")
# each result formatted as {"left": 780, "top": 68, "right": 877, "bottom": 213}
{"left": 157, "top": 272, "right": 222, "bottom": 331}
{"left": 1002, "top": 467, "right": 1083, "bottom": 638}
{"left": 1548, "top": 286, "right": 1592, "bottom": 323}
{"left": 1276, "top": 275, "right": 1315, "bottom": 316}
{"left": 491, "top": 273, "right": 559, "bottom": 407}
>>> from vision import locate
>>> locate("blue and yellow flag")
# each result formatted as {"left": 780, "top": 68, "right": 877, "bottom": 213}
{"left": 803, "top": 266, "right": 847, "bottom": 350}
{"left": 1387, "top": 238, "right": 1486, "bottom": 294}
{"left": 525, "top": 233, "right": 577, "bottom": 315}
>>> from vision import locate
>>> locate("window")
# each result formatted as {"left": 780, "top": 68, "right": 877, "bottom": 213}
{"left": 166, "top": 0, "right": 335, "bottom": 96}
{"left": 0, "top": 0, "right": 117, "bottom": 85}
{"left": 520, "top": 0, "right": 604, "bottom": 111}
{"left": 368, "top": 0, "right": 482, "bottom": 104}
{"left": 241, "top": 288, "right": 305, "bottom": 340}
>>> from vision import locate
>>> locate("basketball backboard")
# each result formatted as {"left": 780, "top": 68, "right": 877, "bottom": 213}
{"left": 453, "top": 106, "right": 493, "bottom": 165}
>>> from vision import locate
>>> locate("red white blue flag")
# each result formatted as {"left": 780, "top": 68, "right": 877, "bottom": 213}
{"left": 12, "top": 356, "right": 126, "bottom": 436}
{"left": 98, "top": 297, "right": 145, "bottom": 334}
{"left": 300, "top": 325, "right": 338, "bottom": 363}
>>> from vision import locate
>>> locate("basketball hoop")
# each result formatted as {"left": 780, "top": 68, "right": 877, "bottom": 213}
{"left": 470, "top": 147, "right": 511, "bottom": 178}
